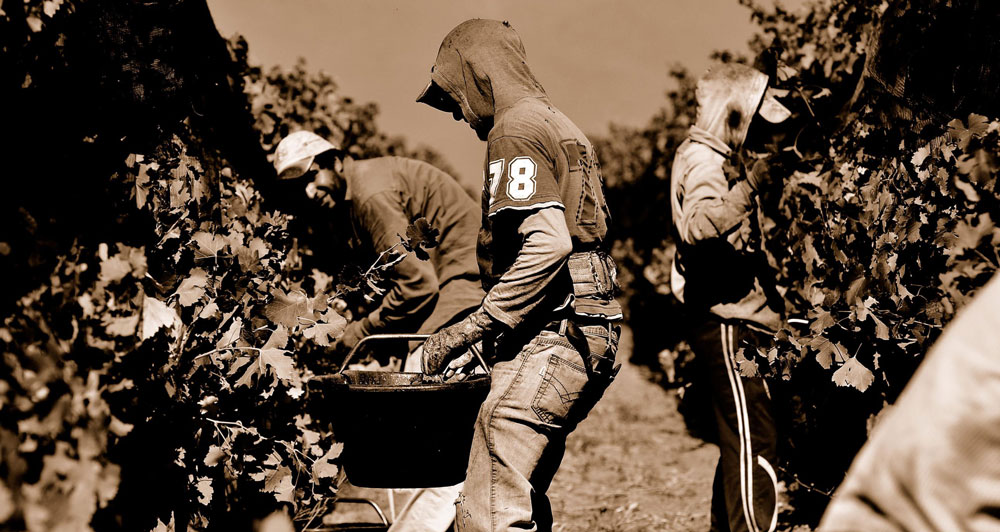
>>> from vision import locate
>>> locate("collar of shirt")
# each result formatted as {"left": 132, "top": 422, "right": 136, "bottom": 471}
{"left": 687, "top": 125, "right": 731, "bottom": 157}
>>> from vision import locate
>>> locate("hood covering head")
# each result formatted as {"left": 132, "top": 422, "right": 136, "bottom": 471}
{"left": 694, "top": 63, "right": 790, "bottom": 149}
{"left": 417, "top": 19, "right": 546, "bottom": 139}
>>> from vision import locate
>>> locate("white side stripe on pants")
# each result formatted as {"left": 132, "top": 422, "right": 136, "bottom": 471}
{"left": 729, "top": 326, "right": 764, "bottom": 532}
{"left": 758, "top": 455, "right": 779, "bottom": 532}
{"left": 720, "top": 324, "right": 758, "bottom": 532}
{"left": 721, "top": 324, "right": 778, "bottom": 532}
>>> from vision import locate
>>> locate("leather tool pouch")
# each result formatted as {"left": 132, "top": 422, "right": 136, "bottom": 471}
{"left": 567, "top": 251, "right": 623, "bottom": 318}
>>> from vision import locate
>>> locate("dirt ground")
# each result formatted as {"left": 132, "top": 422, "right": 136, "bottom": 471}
{"left": 322, "top": 327, "right": 719, "bottom": 531}
{"left": 547, "top": 327, "right": 716, "bottom": 532}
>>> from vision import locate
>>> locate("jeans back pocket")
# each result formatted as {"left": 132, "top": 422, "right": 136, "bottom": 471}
{"left": 530, "top": 345, "right": 590, "bottom": 427}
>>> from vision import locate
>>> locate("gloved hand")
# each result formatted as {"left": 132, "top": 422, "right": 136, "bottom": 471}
{"left": 440, "top": 340, "right": 486, "bottom": 381}
{"left": 422, "top": 309, "right": 500, "bottom": 374}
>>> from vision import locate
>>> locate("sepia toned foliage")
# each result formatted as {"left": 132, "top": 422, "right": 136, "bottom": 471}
{"left": 1, "top": 1, "right": 445, "bottom": 530}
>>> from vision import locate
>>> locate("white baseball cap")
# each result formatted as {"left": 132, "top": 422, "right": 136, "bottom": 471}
{"left": 273, "top": 131, "right": 340, "bottom": 180}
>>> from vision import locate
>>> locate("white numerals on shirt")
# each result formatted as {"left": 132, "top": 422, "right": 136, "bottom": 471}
{"left": 487, "top": 159, "right": 505, "bottom": 204}
{"left": 506, "top": 156, "right": 537, "bottom": 200}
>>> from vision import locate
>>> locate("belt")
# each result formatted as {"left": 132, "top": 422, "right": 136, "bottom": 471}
{"left": 542, "top": 316, "right": 614, "bottom": 335}
{"left": 542, "top": 316, "right": 620, "bottom": 381}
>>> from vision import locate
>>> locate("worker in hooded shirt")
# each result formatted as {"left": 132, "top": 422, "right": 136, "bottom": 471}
{"left": 669, "top": 63, "right": 791, "bottom": 532}
{"left": 416, "top": 19, "right": 623, "bottom": 531}
{"left": 272, "top": 131, "right": 485, "bottom": 363}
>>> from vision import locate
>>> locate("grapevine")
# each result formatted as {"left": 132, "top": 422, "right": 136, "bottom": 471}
{"left": 1, "top": 3, "right": 449, "bottom": 529}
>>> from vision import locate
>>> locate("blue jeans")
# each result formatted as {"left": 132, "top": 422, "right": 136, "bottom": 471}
{"left": 456, "top": 322, "right": 619, "bottom": 532}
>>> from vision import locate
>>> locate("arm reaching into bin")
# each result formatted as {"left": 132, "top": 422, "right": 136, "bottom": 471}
{"left": 335, "top": 190, "right": 439, "bottom": 352}
{"left": 421, "top": 207, "right": 572, "bottom": 375}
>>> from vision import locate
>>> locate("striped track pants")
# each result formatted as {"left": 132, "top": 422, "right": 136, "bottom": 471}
{"left": 689, "top": 319, "right": 779, "bottom": 532}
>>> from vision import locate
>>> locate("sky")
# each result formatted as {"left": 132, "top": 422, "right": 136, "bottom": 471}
{"left": 208, "top": 0, "right": 808, "bottom": 190}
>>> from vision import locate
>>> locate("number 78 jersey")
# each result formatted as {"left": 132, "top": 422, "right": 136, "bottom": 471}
{"left": 481, "top": 102, "right": 612, "bottom": 249}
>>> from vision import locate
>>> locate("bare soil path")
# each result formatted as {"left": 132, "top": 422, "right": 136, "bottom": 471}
{"left": 548, "top": 327, "right": 717, "bottom": 531}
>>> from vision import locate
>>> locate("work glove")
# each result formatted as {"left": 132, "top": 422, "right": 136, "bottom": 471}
{"left": 422, "top": 308, "right": 500, "bottom": 375}
{"left": 439, "top": 341, "right": 486, "bottom": 381}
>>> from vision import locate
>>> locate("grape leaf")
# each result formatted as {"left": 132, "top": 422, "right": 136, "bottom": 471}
{"left": 217, "top": 318, "right": 243, "bottom": 349}
{"left": 141, "top": 296, "right": 178, "bottom": 340}
{"left": 967, "top": 114, "right": 990, "bottom": 137}
{"left": 302, "top": 309, "right": 347, "bottom": 347}
{"left": 844, "top": 274, "right": 867, "bottom": 306}
{"left": 948, "top": 114, "right": 991, "bottom": 150}
{"left": 402, "top": 217, "right": 440, "bottom": 260}
{"left": 26, "top": 15, "right": 42, "bottom": 33}
{"left": 198, "top": 300, "right": 220, "bottom": 319}
{"left": 808, "top": 309, "right": 835, "bottom": 334}
{"left": 310, "top": 269, "right": 333, "bottom": 294}
{"left": 263, "top": 465, "right": 294, "bottom": 503}
{"left": 224, "top": 228, "right": 245, "bottom": 250}
{"left": 811, "top": 336, "right": 846, "bottom": 369}
{"left": 910, "top": 145, "right": 930, "bottom": 167}
{"left": 235, "top": 245, "right": 262, "bottom": 273}
{"left": 943, "top": 213, "right": 994, "bottom": 262}
{"left": 312, "top": 443, "right": 343, "bottom": 481}
{"left": 150, "top": 517, "right": 174, "bottom": 532}
{"left": 735, "top": 348, "right": 759, "bottom": 377}
{"left": 203, "top": 446, "right": 225, "bottom": 467}
{"left": 249, "top": 237, "right": 269, "bottom": 259}
{"left": 856, "top": 296, "right": 877, "bottom": 322}
{"left": 175, "top": 268, "right": 208, "bottom": 307}
{"left": 232, "top": 328, "right": 293, "bottom": 387}
{"left": 192, "top": 232, "right": 227, "bottom": 261}
{"left": 262, "top": 350, "right": 294, "bottom": 382}
{"left": 832, "top": 357, "right": 875, "bottom": 392}
{"left": 196, "top": 478, "right": 213, "bottom": 505}
{"left": 116, "top": 244, "right": 148, "bottom": 277}
{"left": 264, "top": 289, "right": 311, "bottom": 329}
{"left": 136, "top": 165, "right": 150, "bottom": 209}
{"left": 260, "top": 326, "right": 295, "bottom": 382}
{"left": 233, "top": 360, "right": 258, "bottom": 388}
{"left": 169, "top": 179, "right": 190, "bottom": 209}
{"left": 43, "top": 0, "right": 63, "bottom": 18}
{"left": 871, "top": 315, "right": 890, "bottom": 340}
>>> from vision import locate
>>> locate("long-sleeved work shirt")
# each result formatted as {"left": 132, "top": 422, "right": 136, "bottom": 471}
{"left": 344, "top": 156, "right": 484, "bottom": 336}
{"left": 669, "top": 66, "right": 784, "bottom": 331}
{"left": 424, "top": 18, "right": 621, "bottom": 331}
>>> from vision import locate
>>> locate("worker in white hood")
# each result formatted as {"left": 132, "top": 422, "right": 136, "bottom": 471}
{"left": 670, "top": 63, "right": 791, "bottom": 532}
